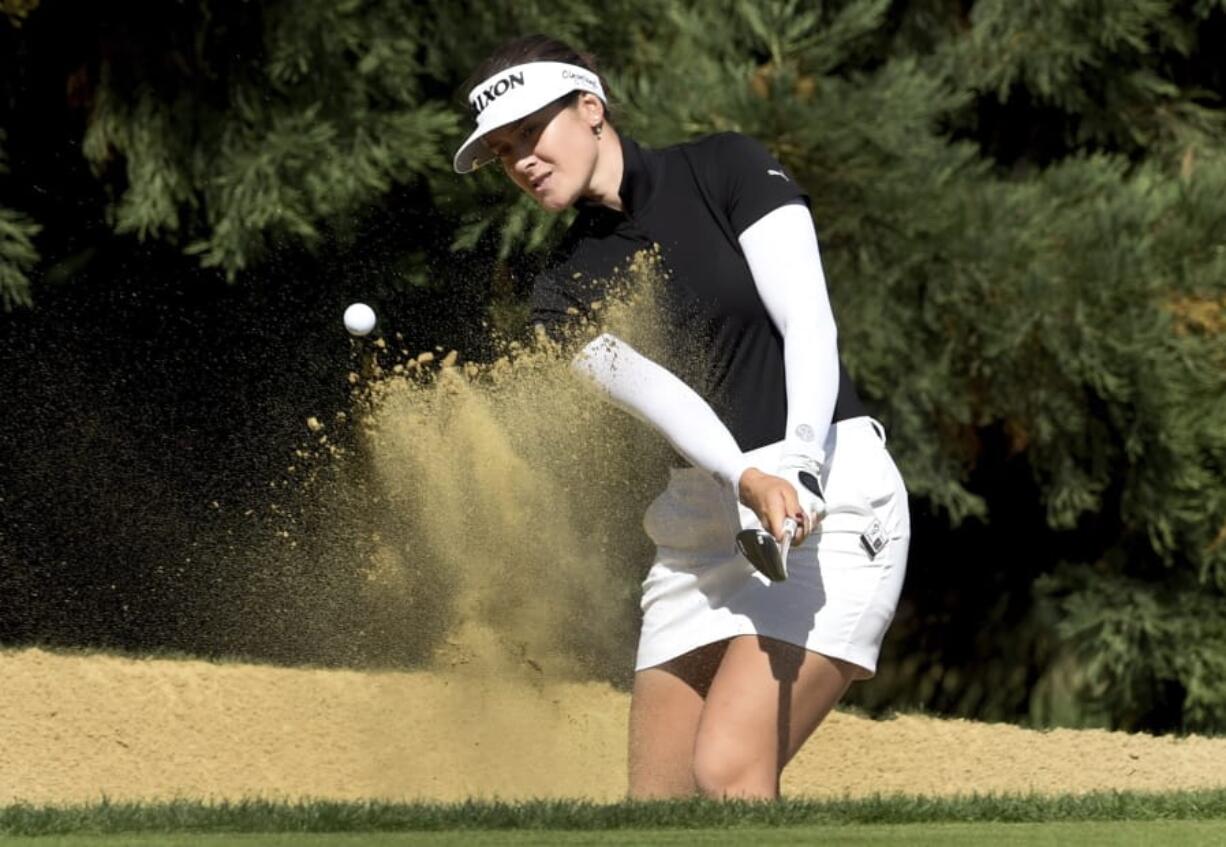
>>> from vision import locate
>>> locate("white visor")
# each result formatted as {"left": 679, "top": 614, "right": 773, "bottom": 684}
{"left": 453, "top": 61, "right": 606, "bottom": 174}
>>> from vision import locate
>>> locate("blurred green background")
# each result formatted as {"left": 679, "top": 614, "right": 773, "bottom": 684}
{"left": 1, "top": 0, "right": 1224, "bottom": 734}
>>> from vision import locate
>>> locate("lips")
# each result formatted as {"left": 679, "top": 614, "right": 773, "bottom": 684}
{"left": 531, "top": 172, "right": 551, "bottom": 192}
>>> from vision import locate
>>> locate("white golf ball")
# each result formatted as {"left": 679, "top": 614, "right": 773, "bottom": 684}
{"left": 343, "top": 302, "right": 376, "bottom": 337}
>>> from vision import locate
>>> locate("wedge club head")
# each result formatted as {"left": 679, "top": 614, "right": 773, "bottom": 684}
{"left": 736, "top": 517, "right": 796, "bottom": 582}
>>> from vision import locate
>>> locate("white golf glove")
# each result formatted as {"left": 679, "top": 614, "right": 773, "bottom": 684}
{"left": 777, "top": 452, "right": 826, "bottom": 544}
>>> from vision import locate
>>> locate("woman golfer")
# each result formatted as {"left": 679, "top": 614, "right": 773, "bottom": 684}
{"left": 454, "top": 35, "right": 910, "bottom": 800}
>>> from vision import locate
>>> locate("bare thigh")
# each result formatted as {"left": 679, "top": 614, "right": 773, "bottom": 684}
{"left": 627, "top": 640, "right": 728, "bottom": 799}
{"left": 692, "top": 635, "right": 859, "bottom": 799}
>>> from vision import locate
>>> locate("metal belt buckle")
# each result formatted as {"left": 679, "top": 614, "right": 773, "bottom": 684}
{"left": 860, "top": 519, "right": 887, "bottom": 559}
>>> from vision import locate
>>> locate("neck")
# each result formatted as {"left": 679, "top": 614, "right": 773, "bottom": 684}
{"left": 582, "top": 125, "right": 624, "bottom": 211}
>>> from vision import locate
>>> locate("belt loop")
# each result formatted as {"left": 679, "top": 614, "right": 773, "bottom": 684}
{"left": 868, "top": 418, "right": 886, "bottom": 444}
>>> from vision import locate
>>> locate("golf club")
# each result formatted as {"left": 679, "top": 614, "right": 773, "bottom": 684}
{"left": 736, "top": 516, "right": 798, "bottom": 582}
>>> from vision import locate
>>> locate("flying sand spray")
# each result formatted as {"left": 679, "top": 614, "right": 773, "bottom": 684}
{"left": 331, "top": 291, "right": 668, "bottom": 683}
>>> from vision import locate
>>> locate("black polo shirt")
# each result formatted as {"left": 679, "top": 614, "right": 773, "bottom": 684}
{"left": 530, "top": 132, "right": 866, "bottom": 453}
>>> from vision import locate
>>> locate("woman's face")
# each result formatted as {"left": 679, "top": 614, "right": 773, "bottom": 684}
{"left": 483, "top": 94, "right": 603, "bottom": 212}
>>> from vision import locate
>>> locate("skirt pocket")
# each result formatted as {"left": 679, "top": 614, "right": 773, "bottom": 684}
{"left": 820, "top": 425, "right": 909, "bottom": 545}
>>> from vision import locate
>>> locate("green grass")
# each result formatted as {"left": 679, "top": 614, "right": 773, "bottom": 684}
{"left": 3, "top": 821, "right": 1226, "bottom": 846}
{"left": 3, "top": 791, "right": 1226, "bottom": 837}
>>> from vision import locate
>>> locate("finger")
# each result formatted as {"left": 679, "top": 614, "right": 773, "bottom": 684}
{"left": 796, "top": 506, "right": 811, "bottom": 545}
{"left": 781, "top": 486, "right": 805, "bottom": 544}
{"left": 794, "top": 510, "right": 810, "bottom": 546}
{"left": 777, "top": 495, "right": 803, "bottom": 543}
{"left": 766, "top": 490, "right": 790, "bottom": 541}
{"left": 784, "top": 512, "right": 804, "bottom": 546}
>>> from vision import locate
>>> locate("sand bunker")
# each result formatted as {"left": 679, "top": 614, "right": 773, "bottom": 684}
{"left": 3, "top": 646, "right": 1226, "bottom": 806}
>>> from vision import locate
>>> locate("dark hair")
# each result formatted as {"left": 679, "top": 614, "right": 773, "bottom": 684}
{"left": 462, "top": 34, "right": 615, "bottom": 124}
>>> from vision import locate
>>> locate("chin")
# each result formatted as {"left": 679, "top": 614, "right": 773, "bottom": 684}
{"left": 536, "top": 193, "right": 573, "bottom": 213}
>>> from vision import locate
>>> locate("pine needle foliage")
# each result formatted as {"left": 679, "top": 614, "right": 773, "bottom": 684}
{"left": 0, "top": 0, "right": 38, "bottom": 28}
{"left": 0, "top": 133, "right": 39, "bottom": 310}
{"left": 76, "top": 1, "right": 459, "bottom": 280}
{"left": 955, "top": 0, "right": 1226, "bottom": 155}
{"left": 1039, "top": 564, "right": 1226, "bottom": 731}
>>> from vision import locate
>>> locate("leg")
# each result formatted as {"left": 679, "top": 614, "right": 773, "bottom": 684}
{"left": 691, "top": 635, "right": 859, "bottom": 800}
{"left": 627, "top": 640, "right": 728, "bottom": 799}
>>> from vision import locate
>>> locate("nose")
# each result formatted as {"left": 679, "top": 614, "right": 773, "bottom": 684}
{"left": 512, "top": 151, "right": 537, "bottom": 178}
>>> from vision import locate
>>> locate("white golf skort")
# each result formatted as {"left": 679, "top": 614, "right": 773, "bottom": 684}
{"left": 635, "top": 416, "right": 909, "bottom": 677}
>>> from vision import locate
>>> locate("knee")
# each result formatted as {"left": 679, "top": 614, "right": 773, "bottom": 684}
{"left": 691, "top": 744, "right": 778, "bottom": 800}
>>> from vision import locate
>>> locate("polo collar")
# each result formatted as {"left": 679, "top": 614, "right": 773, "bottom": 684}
{"left": 577, "top": 134, "right": 662, "bottom": 218}
{"left": 617, "top": 135, "right": 662, "bottom": 217}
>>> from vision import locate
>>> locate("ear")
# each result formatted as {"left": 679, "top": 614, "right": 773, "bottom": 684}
{"left": 576, "top": 92, "right": 606, "bottom": 127}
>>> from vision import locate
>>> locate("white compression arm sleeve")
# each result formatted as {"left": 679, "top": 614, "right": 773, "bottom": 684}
{"left": 570, "top": 333, "right": 753, "bottom": 493}
{"left": 564, "top": 204, "right": 838, "bottom": 492}
{"left": 738, "top": 202, "right": 840, "bottom": 464}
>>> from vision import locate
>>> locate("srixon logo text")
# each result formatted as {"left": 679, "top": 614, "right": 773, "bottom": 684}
{"left": 471, "top": 72, "right": 525, "bottom": 116}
